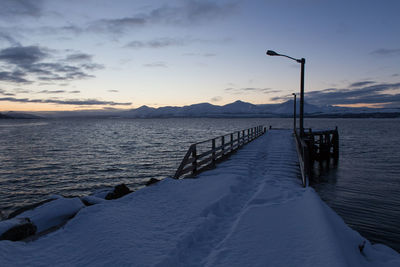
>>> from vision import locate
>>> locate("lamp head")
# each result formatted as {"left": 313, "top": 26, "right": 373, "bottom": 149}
{"left": 266, "top": 50, "right": 279, "bottom": 56}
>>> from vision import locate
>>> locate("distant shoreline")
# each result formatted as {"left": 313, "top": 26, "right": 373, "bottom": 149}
{"left": 2, "top": 113, "right": 400, "bottom": 119}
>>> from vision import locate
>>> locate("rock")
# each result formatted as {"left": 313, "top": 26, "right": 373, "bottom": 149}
{"left": 81, "top": 196, "right": 106, "bottom": 206}
{"left": 146, "top": 178, "right": 160, "bottom": 186}
{"left": 105, "top": 184, "right": 132, "bottom": 200}
{"left": 0, "top": 218, "right": 37, "bottom": 241}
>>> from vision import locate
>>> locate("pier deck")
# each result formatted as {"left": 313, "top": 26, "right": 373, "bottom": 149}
{"left": 1, "top": 130, "right": 398, "bottom": 266}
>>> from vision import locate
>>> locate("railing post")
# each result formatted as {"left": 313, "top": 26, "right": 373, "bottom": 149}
{"left": 303, "top": 144, "right": 309, "bottom": 187}
{"left": 212, "top": 138, "right": 216, "bottom": 165}
{"left": 230, "top": 133, "right": 233, "bottom": 152}
{"left": 247, "top": 129, "right": 250, "bottom": 143}
{"left": 333, "top": 127, "right": 339, "bottom": 159}
{"left": 237, "top": 131, "right": 240, "bottom": 148}
{"left": 192, "top": 145, "right": 197, "bottom": 175}
{"left": 221, "top": 136, "right": 225, "bottom": 157}
{"left": 242, "top": 130, "right": 245, "bottom": 146}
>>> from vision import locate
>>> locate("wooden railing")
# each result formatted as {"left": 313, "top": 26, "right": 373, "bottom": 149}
{"left": 294, "top": 131, "right": 311, "bottom": 187}
{"left": 174, "top": 126, "right": 265, "bottom": 179}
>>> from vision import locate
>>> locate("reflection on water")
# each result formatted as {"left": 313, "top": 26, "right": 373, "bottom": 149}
{"left": 0, "top": 117, "right": 399, "bottom": 252}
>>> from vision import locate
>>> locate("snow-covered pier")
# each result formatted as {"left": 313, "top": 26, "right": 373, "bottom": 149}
{"left": 0, "top": 130, "right": 399, "bottom": 266}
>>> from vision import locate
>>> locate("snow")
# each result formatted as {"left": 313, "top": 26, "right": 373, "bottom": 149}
{"left": 0, "top": 130, "right": 398, "bottom": 266}
{"left": 15, "top": 197, "right": 85, "bottom": 233}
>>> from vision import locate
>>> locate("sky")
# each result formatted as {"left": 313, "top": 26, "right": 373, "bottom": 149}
{"left": 0, "top": 0, "right": 399, "bottom": 111}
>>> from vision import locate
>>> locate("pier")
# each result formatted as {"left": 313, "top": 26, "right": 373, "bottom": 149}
{"left": 175, "top": 125, "right": 339, "bottom": 187}
{"left": 294, "top": 127, "right": 339, "bottom": 186}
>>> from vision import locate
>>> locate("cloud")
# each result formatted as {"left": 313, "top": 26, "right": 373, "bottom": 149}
{"left": 0, "top": 45, "right": 102, "bottom": 84}
{"left": 0, "top": 70, "right": 31, "bottom": 83}
{"left": 0, "top": 0, "right": 43, "bottom": 18}
{"left": 65, "top": 53, "right": 93, "bottom": 62}
{"left": 125, "top": 37, "right": 229, "bottom": 50}
{"left": 90, "top": 17, "right": 146, "bottom": 33}
{"left": 210, "top": 96, "right": 222, "bottom": 102}
{"left": 0, "top": 88, "right": 15, "bottom": 96}
{"left": 304, "top": 82, "right": 400, "bottom": 107}
{"left": 89, "top": 1, "right": 236, "bottom": 33}
{"left": 370, "top": 48, "right": 400, "bottom": 56}
{"left": 0, "top": 45, "right": 48, "bottom": 65}
{"left": 38, "top": 90, "right": 66, "bottom": 94}
{"left": 13, "top": 88, "right": 32, "bottom": 94}
{"left": 143, "top": 62, "right": 167, "bottom": 68}
{"left": 126, "top": 38, "right": 185, "bottom": 49}
{"left": 0, "top": 32, "right": 21, "bottom": 46}
{"left": 349, "top": 81, "right": 376, "bottom": 87}
{"left": 0, "top": 97, "right": 131, "bottom": 106}
{"left": 225, "top": 87, "right": 280, "bottom": 95}
{"left": 36, "top": 90, "right": 80, "bottom": 94}
{"left": 107, "top": 89, "right": 119, "bottom": 93}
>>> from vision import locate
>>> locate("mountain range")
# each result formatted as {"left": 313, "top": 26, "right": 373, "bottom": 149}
{"left": 1, "top": 100, "right": 400, "bottom": 119}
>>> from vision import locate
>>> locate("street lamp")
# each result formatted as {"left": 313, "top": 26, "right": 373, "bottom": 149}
{"left": 266, "top": 50, "right": 305, "bottom": 136}
{"left": 292, "top": 93, "right": 296, "bottom": 133}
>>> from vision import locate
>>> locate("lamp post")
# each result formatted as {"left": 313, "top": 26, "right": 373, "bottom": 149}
{"left": 292, "top": 93, "right": 296, "bottom": 133}
{"left": 266, "top": 50, "right": 305, "bottom": 137}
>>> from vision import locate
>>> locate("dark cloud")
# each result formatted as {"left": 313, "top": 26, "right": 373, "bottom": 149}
{"left": 0, "top": 45, "right": 102, "bottom": 84}
{"left": 38, "top": 90, "right": 66, "bottom": 94}
{"left": 66, "top": 53, "right": 93, "bottom": 62}
{"left": 0, "top": 45, "right": 48, "bottom": 65}
{"left": 225, "top": 87, "right": 280, "bottom": 95}
{"left": 0, "top": 0, "right": 43, "bottom": 18}
{"left": 90, "top": 17, "right": 146, "bottom": 33}
{"left": 89, "top": 1, "right": 236, "bottom": 33}
{"left": 107, "top": 90, "right": 119, "bottom": 93}
{"left": 37, "top": 90, "right": 81, "bottom": 94}
{"left": 349, "top": 81, "right": 376, "bottom": 87}
{"left": 0, "top": 70, "right": 31, "bottom": 83}
{"left": 143, "top": 62, "right": 167, "bottom": 68}
{"left": 370, "top": 48, "right": 400, "bottom": 56}
{"left": 0, "top": 88, "right": 15, "bottom": 96}
{"left": 80, "top": 63, "right": 104, "bottom": 71}
{"left": 0, "top": 97, "right": 131, "bottom": 106}
{"left": 304, "top": 82, "right": 400, "bottom": 107}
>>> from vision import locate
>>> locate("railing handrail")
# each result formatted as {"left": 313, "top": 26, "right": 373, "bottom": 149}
{"left": 174, "top": 125, "right": 265, "bottom": 179}
{"left": 294, "top": 131, "right": 309, "bottom": 187}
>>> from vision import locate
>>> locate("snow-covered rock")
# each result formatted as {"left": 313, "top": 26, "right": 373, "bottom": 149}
{"left": 15, "top": 197, "right": 85, "bottom": 233}
{"left": 81, "top": 196, "right": 106, "bottom": 206}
